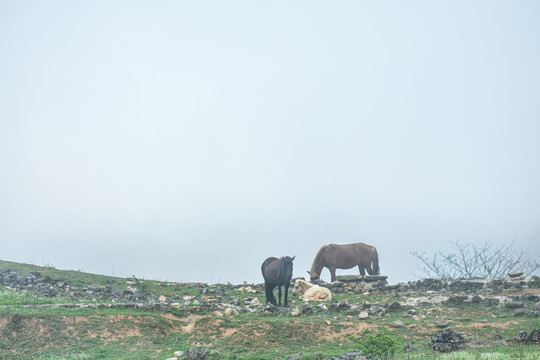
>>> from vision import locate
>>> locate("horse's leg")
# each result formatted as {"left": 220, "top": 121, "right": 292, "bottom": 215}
{"left": 358, "top": 265, "right": 366, "bottom": 277}
{"left": 264, "top": 283, "right": 268, "bottom": 305}
{"left": 277, "top": 285, "right": 282, "bottom": 307}
{"left": 330, "top": 266, "right": 337, "bottom": 282}
{"left": 366, "top": 265, "right": 374, "bottom": 275}
{"left": 284, "top": 284, "right": 289, "bottom": 307}
{"left": 265, "top": 283, "right": 276, "bottom": 306}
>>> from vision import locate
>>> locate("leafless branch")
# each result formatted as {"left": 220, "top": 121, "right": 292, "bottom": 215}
{"left": 411, "top": 239, "right": 539, "bottom": 279}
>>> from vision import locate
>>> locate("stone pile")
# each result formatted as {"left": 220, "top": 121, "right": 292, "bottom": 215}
{"left": 430, "top": 328, "right": 465, "bottom": 352}
{"left": 0, "top": 269, "right": 148, "bottom": 303}
{"left": 318, "top": 274, "right": 540, "bottom": 295}
{"left": 514, "top": 329, "right": 540, "bottom": 344}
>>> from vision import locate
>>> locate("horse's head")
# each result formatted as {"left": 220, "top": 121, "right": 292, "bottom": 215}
{"left": 307, "top": 270, "right": 320, "bottom": 282}
{"left": 280, "top": 256, "right": 295, "bottom": 280}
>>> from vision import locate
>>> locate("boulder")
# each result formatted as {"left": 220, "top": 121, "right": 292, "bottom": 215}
{"left": 514, "top": 331, "right": 528, "bottom": 343}
{"left": 187, "top": 346, "right": 209, "bottom": 360}
{"left": 431, "top": 328, "right": 465, "bottom": 352}
{"left": 358, "top": 311, "right": 369, "bottom": 320}
{"left": 528, "top": 330, "right": 540, "bottom": 343}
{"left": 387, "top": 301, "right": 402, "bottom": 310}
{"left": 505, "top": 301, "right": 525, "bottom": 309}
{"left": 390, "top": 320, "right": 405, "bottom": 328}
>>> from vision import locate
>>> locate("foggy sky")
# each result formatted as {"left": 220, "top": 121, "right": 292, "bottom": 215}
{"left": 1, "top": 1, "right": 539, "bottom": 285}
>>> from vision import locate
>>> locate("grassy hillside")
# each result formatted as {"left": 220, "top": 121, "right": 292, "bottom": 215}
{"left": 0, "top": 260, "right": 539, "bottom": 360}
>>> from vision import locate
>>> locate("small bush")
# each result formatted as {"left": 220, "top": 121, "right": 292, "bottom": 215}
{"left": 351, "top": 327, "right": 400, "bottom": 360}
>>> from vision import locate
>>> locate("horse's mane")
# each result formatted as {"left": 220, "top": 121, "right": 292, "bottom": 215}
{"left": 309, "top": 245, "right": 328, "bottom": 274}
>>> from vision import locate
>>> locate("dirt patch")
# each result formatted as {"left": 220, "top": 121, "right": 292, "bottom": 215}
{"left": 161, "top": 313, "right": 185, "bottom": 321}
{"left": 179, "top": 314, "right": 204, "bottom": 333}
{"left": 89, "top": 315, "right": 144, "bottom": 341}
{"left": 0, "top": 316, "right": 56, "bottom": 350}
{"left": 25, "top": 317, "right": 50, "bottom": 337}
{"left": 1, "top": 313, "right": 183, "bottom": 350}
{"left": 457, "top": 320, "right": 520, "bottom": 330}
{"left": 0, "top": 317, "right": 9, "bottom": 328}
{"left": 319, "top": 321, "right": 377, "bottom": 341}
{"left": 189, "top": 318, "right": 380, "bottom": 350}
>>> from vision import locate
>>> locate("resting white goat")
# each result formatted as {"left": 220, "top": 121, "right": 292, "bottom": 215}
{"left": 292, "top": 279, "right": 332, "bottom": 301}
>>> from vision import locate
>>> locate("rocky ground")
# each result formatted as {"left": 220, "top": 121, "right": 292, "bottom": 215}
{"left": 1, "top": 268, "right": 539, "bottom": 359}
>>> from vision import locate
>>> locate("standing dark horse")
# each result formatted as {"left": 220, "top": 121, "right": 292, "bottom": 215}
{"left": 261, "top": 256, "right": 295, "bottom": 307}
{"left": 308, "top": 243, "right": 379, "bottom": 282}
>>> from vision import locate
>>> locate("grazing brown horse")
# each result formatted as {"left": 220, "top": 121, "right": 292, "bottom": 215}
{"left": 261, "top": 256, "right": 295, "bottom": 307}
{"left": 308, "top": 243, "right": 379, "bottom": 282}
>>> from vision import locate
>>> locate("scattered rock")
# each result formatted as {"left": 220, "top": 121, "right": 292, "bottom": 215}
{"left": 514, "top": 331, "right": 528, "bottom": 343}
{"left": 330, "top": 302, "right": 350, "bottom": 311}
{"left": 390, "top": 320, "right": 405, "bottom": 328}
{"left": 505, "top": 301, "right": 525, "bottom": 309}
{"left": 403, "top": 343, "right": 418, "bottom": 352}
{"left": 493, "top": 339, "right": 507, "bottom": 346}
{"left": 291, "top": 307, "right": 302, "bottom": 316}
{"left": 238, "top": 286, "right": 257, "bottom": 293}
{"left": 508, "top": 272, "right": 524, "bottom": 278}
{"left": 431, "top": 328, "right": 465, "bottom": 352}
{"left": 528, "top": 330, "right": 540, "bottom": 343}
{"left": 387, "top": 301, "right": 402, "bottom": 310}
{"left": 358, "top": 311, "right": 369, "bottom": 320}
{"left": 187, "top": 346, "right": 209, "bottom": 360}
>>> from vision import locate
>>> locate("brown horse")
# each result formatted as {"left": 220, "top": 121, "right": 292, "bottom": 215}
{"left": 261, "top": 256, "right": 295, "bottom": 307}
{"left": 308, "top": 243, "right": 379, "bottom": 282}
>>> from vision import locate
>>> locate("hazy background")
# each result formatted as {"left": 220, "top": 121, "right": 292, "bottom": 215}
{"left": 1, "top": 1, "right": 539, "bottom": 285}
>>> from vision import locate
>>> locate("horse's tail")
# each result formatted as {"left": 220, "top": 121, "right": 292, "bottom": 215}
{"left": 372, "top": 247, "right": 380, "bottom": 275}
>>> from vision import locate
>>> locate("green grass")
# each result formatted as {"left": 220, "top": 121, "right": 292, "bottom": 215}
{"left": 0, "top": 289, "right": 74, "bottom": 306}
{"left": 1, "top": 260, "right": 539, "bottom": 360}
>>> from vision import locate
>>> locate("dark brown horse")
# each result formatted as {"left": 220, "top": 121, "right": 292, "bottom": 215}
{"left": 261, "top": 256, "right": 295, "bottom": 307}
{"left": 308, "top": 243, "right": 379, "bottom": 282}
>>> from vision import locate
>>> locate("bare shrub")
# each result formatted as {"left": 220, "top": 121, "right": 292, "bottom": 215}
{"left": 411, "top": 239, "right": 539, "bottom": 279}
